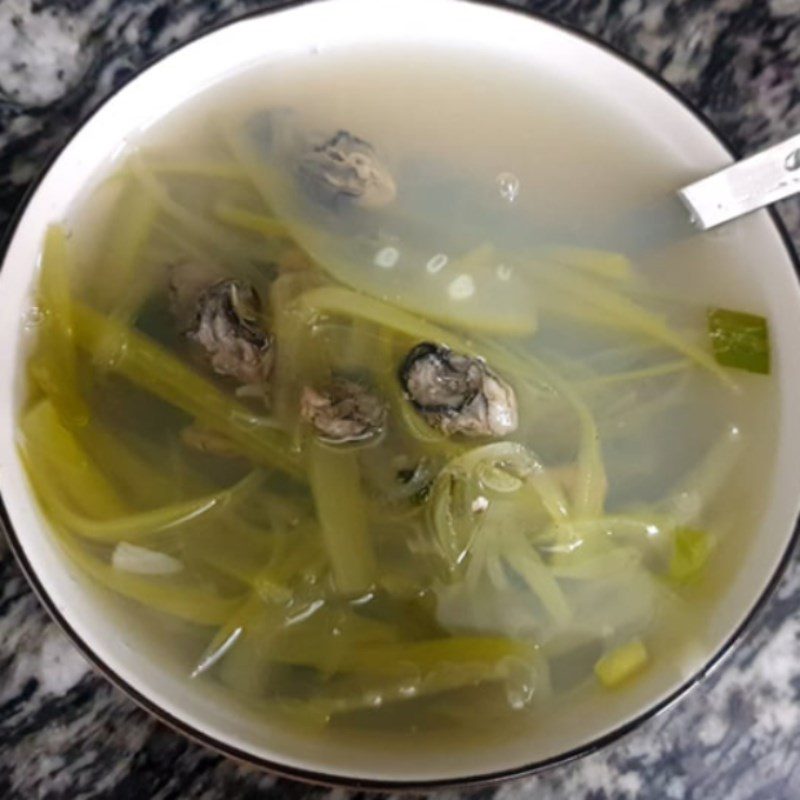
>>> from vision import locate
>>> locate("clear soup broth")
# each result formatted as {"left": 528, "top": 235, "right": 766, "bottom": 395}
{"left": 19, "top": 44, "right": 776, "bottom": 751}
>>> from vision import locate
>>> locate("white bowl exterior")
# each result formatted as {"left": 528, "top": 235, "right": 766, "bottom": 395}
{"left": 1, "top": 0, "right": 799, "bottom": 784}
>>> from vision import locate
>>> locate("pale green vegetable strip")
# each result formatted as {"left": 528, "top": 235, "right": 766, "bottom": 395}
{"left": 660, "top": 424, "right": 741, "bottom": 526}
{"left": 270, "top": 632, "right": 535, "bottom": 678}
{"left": 267, "top": 610, "right": 404, "bottom": 674}
{"left": 528, "top": 467, "right": 571, "bottom": 524}
{"left": 75, "top": 423, "right": 177, "bottom": 506}
{"left": 145, "top": 160, "right": 249, "bottom": 182}
{"left": 131, "top": 159, "right": 221, "bottom": 248}
{"left": 536, "top": 283, "right": 635, "bottom": 331}
{"left": 600, "top": 372, "right": 690, "bottom": 441}
{"left": 445, "top": 442, "right": 569, "bottom": 524}
{"left": 510, "top": 351, "right": 606, "bottom": 518}
{"left": 154, "top": 219, "right": 217, "bottom": 267}
{"left": 129, "top": 158, "right": 271, "bottom": 264}
{"left": 256, "top": 530, "right": 324, "bottom": 586}
{"left": 192, "top": 593, "right": 266, "bottom": 676}
{"left": 574, "top": 359, "right": 690, "bottom": 389}
{"left": 335, "top": 636, "right": 535, "bottom": 676}
{"left": 32, "top": 225, "right": 88, "bottom": 426}
{"left": 544, "top": 514, "right": 676, "bottom": 548}
{"left": 296, "top": 286, "right": 468, "bottom": 350}
{"left": 92, "top": 180, "right": 157, "bottom": 312}
{"left": 538, "top": 266, "right": 734, "bottom": 385}
{"left": 189, "top": 524, "right": 275, "bottom": 587}
{"left": 60, "top": 534, "right": 240, "bottom": 625}
{"left": 486, "top": 552, "right": 511, "bottom": 592}
{"left": 20, "top": 400, "right": 126, "bottom": 519}
{"left": 549, "top": 546, "right": 643, "bottom": 579}
{"left": 429, "top": 444, "right": 573, "bottom": 588}
{"left": 548, "top": 386, "right": 603, "bottom": 517}
{"left": 311, "top": 668, "right": 496, "bottom": 718}
{"left": 37, "top": 472, "right": 263, "bottom": 542}
{"left": 545, "top": 246, "right": 633, "bottom": 282}
{"left": 584, "top": 341, "right": 672, "bottom": 370}
{"left": 594, "top": 639, "right": 648, "bottom": 687}
{"left": 307, "top": 438, "right": 376, "bottom": 594}
{"left": 193, "top": 523, "right": 318, "bottom": 600}
{"left": 92, "top": 184, "right": 159, "bottom": 367}
{"left": 503, "top": 533, "right": 571, "bottom": 625}
{"left": 255, "top": 555, "right": 324, "bottom": 604}
{"left": 269, "top": 272, "right": 324, "bottom": 433}
{"left": 215, "top": 602, "right": 286, "bottom": 696}
{"left": 312, "top": 638, "right": 536, "bottom": 718}
{"left": 220, "top": 120, "right": 283, "bottom": 201}
{"left": 70, "top": 303, "right": 304, "bottom": 480}
{"left": 213, "top": 202, "right": 291, "bottom": 239}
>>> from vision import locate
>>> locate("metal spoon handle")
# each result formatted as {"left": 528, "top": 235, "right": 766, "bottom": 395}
{"left": 678, "top": 133, "right": 800, "bottom": 230}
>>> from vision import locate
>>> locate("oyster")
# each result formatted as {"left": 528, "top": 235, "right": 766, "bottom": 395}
{"left": 297, "top": 130, "right": 396, "bottom": 209}
{"left": 170, "top": 264, "right": 274, "bottom": 393}
{"left": 400, "top": 342, "right": 518, "bottom": 437}
{"left": 300, "top": 378, "right": 386, "bottom": 444}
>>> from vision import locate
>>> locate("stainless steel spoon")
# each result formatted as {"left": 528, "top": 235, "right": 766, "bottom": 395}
{"left": 679, "top": 133, "right": 800, "bottom": 230}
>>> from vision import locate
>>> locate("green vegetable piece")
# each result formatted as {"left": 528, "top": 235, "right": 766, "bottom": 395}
{"left": 92, "top": 180, "right": 157, "bottom": 313}
{"left": 594, "top": 638, "right": 648, "bottom": 688}
{"left": 669, "top": 527, "right": 712, "bottom": 584}
{"left": 33, "top": 225, "right": 89, "bottom": 427}
{"left": 308, "top": 437, "right": 376, "bottom": 595}
{"left": 707, "top": 307, "right": 770, "bottom": 375}
{"left": 21, "top": 400, "right": 127, "bottom": 519}
{"left": 41, "top": 470, "right": 262, "bottom": 543}
{"left": 62, "top": 535, "right": 241, "bottom": 626}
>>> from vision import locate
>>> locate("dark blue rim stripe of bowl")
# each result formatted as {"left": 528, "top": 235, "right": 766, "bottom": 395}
{"left": 1, "top": 0, "right": 799, "bottom": 791}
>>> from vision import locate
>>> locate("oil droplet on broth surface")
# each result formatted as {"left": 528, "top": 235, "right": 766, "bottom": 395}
{"left": 496, "top": 171, "right": 521, "bottom": 203}
{"left": 426, "top": 253, "right": 448, "bottom": 274}
{"left": 448, "top": 273, "right": 475, "bottom": 300}
{"left": 375, "top": 246, "right": 400, "bottom": 269}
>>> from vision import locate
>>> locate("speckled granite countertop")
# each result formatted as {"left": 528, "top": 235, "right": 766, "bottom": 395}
{"left": 1, "top": 1, "right": 799, "bottom": 798}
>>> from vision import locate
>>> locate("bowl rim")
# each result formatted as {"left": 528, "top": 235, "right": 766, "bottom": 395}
{"left": 1, "top": 0, "right": 799, "bottom": 791}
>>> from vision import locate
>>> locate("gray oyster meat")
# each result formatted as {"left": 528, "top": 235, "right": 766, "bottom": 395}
{"left": 300, "top": 378, "right": 386, "bottom": 444}
{"left": 400, "top": 342, "right": 518, "bottom": 438}
{"left": 169, "top": 263, "right": 274, "bottom": 395}
{"left": 297, "top": 130, "right": 397, "bottom": 210}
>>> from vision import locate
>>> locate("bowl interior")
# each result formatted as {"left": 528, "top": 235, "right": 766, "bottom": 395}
{"left": 1, "top": 0, "right": 799, "bottom": 786}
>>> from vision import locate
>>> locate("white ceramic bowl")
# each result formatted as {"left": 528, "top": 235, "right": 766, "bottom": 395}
{"left": 1, "top": 0, "right": 799, "bottom": 789}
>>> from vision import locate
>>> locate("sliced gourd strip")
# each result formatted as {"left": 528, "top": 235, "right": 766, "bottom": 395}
{"left": 32, "top": 225, "right": 88, "bottom": 426}
{"left": 307, "top": 437, "right": 376, "bottom": 594}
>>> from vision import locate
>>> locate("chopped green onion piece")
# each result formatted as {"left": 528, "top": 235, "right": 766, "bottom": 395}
{"left": 669, "top": 527, "right": 712, "bottom": 584}
{"left": 707, "top": 307, "right": 770, "bottom": 375}
{"left": 594, "top": 639, "right": 648, "bottom": 688}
